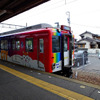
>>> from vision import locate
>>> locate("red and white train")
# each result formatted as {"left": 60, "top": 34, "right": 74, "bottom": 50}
{"left": 0, "top": 24, "right": 74, "bottom": 76}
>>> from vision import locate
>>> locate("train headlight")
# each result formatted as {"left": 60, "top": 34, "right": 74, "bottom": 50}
{"left": 52, "top": 63, "right": 55, "bottom": 70}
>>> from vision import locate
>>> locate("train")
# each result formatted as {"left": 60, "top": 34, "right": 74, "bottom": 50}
{"left": 0, "top": 23, "right": 74, "bottom": 77}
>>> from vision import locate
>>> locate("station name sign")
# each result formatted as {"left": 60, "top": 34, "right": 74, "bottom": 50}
{"left": 61, "top": 25, "right": 71, "bottom": 31}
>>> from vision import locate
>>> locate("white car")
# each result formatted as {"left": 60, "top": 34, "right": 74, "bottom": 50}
{"left": 99, "top": 54, "right": 100, "bottom": 59}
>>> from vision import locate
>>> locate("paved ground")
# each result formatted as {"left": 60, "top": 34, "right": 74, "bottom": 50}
{"left": 73, "top": 55, "right": 100, "bottom": 73}
{"left": 72, "top": 55, "right": 100, "bottom": 85}
{"left": 0, "top": 60, "right": 100, "bottom": 100}
{"left": 86, "top": 56, "right": 100, "bottom": 71}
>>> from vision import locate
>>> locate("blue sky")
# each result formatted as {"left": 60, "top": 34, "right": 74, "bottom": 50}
{"left": 1, "top": 0, "right": 100, "bottom": 39}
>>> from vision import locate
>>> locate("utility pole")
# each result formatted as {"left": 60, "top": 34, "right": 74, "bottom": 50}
{"left": 66, "top": 11, "right": 70, "bottom": 26}
{"left": 26, "top": 23, "right": 27, "bottom": 27}
{"left": 65, "top": 0, "right": 66, "bottom": 5}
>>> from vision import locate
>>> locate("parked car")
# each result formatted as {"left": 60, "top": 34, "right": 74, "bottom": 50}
{"left": 99, "top": 53, "right": 100, "bottom": 59}
{"left": 74, "top": 50, "right": 88, "bottom": 67}
{"left": 74, "top": 52, "right": 83, "bottom": 67}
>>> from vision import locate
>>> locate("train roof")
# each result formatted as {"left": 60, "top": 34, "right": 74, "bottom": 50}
{"left": 0, "top": 23, "right": 53, "bottom": 37}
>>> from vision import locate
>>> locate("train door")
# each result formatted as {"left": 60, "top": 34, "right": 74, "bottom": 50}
{"left": 61, "top": 35, "right": 69, "bottom": 68}
{"left": 37, "top": 38, "right": 45, "bottom": 70}
{"left": 63, "top": 36, "right": 69, "bottom": 66}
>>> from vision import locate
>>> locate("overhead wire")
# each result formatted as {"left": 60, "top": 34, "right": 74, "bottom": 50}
{"left": 71, "top": 23, "right": 100, "bottom": 29}
{"left": 14, "top": 0, "right": 78, "bottom": 23}
{"left": 65, "top": 0, "right": 78, "bottom": 5}
{"left": 17, "top": 1, "right": 65, "bottom": 22}
{"left": 2, "top": 0, "right": 79, "bottom": 29}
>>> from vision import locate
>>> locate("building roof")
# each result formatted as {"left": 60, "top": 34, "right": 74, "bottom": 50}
{"left": 77, "top": 43, "right": 86, "bottom": 45}
{"left": 80, "top": 31, "right": 99, "bottom": 37}
{"left": 0, "top": 0, "right": 49, "bottom": 22}
{"left": 78, "top": 37, "right": 94, "bottom": 42}
{"left": 78, "top": 37, "right": 100, "bottom": 44}
{"left": 80, "top": 31, "right": 94, "bottom": 36}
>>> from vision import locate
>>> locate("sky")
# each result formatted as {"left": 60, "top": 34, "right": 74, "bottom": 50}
{"left": 1, "top": 0, "right": 100, "bottom": 40}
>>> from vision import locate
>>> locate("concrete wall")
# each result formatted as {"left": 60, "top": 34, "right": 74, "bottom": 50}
{"left": 88, "top": 49, "right": 100, "bottom": 54}
{"left": 79, "top": 40, "right": 90, "bottom": 48}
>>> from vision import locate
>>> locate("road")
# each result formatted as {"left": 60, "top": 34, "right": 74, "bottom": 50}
{"left": 86, "top": 56, "right": 100, "bottom": 72}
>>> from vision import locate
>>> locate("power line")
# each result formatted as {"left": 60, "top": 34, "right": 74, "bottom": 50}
{"left": 18, "top": 2, "right": 65, "bottom": 22}
{"left": 9, "top": 0, "right": 78, "bottom": 23}
{"left": 71, "top": 23, "right": 100, "bottom": 29}
{"left": 0, "top": 23, "right": 26, "bottom": 32}
{"left": 65, "top": 0, "right": 78, "bottom": 5}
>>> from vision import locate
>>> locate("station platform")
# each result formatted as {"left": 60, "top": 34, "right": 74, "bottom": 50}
{"left": 0, "top": 60, "right": 100, "bottom": 100}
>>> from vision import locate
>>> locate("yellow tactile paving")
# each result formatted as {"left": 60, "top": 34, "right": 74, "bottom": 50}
{"left": 0, "top": 64, "right": 94, "bottom": 100}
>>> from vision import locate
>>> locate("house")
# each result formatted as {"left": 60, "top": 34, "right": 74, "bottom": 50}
{"left": 77, "top": 31, "right": 100, "bottom": 53}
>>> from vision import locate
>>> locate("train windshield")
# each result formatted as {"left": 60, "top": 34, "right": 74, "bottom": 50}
{"left": 52, "top": 36, "right": 60, "bottom": 53}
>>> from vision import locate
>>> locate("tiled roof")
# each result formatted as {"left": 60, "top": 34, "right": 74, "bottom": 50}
{"left": 78, "top": 37, "right": 94, "bottom": 42}
{"left": 80, "top": 31, "right": 94, "bottom": 36}
{"left": 80, "top": 31, "right": 99, "bottom": 37}
{"left": 78, "top": 37, "right": 100, "bottom": 43}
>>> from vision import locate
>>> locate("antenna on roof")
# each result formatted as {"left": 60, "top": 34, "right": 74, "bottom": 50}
{"left": 55, "top": 22, "right": 59, "bottom": 28}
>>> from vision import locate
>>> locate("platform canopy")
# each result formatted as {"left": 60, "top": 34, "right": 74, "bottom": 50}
{"left": 0, "top": 0, "right": 49, "bottom": 22}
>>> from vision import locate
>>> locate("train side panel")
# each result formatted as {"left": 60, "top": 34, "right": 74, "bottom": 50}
{"left": 0, "top": 30, "right": 52, "bottom": 72}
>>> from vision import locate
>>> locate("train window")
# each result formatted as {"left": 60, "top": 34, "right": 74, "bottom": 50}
{"left": 64, "top": 37, "right": 67, "bottom": 51}
{"left": 1, "top": 40, "right": 8, "bottom": 50}
{"left": 16, "top": 40, "right": 20, "bottom": 50}
{"left": 39, "top": 39, "right": 44, "bottom": 53}
{"left": 5, "top": 40, "right": 8, "bottom": 50}
{"left": 52, "top": 36, "right": 60, "bottom": 53}
{"left": 12, "top": 40, "right": 16, "bottom": 50}
{"left": 1, "top": 40, "right": 5, "bottom": 50}
{"left": 26, "top": 38, "right": 33, "bottom": 52}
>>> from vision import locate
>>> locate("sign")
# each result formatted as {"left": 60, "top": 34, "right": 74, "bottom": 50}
{"left": 61, "top": 25, "right": 71, "bottom": 31}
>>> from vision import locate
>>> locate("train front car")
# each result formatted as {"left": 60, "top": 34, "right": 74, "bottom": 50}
{"left": 50, "top": 28, "right": 62, "bottom": 73}
{"left": 60, "top": 25, "right": 73, "bottom": 77}
{"left": 0, "top": 24, "right": 73, "bottom": 77}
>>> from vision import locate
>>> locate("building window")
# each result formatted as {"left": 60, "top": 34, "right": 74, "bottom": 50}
{"left": 98, "top": 44, "right": 100, "bottom": 48}
{"left": 26, "top": 38, "right": 33, "bottom": 52}
{"left": 80, "top": 45, "right": 83, "bottom": 47}
{"left": 78, "top": 44, "right": 85, "bottom": 48}
{"left": 90, "top": 45, "right": 96, "bottom": 48}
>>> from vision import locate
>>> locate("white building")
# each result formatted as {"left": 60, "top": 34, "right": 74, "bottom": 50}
{"left": 77, "top": 31, "right": 100, "bottom": 54}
